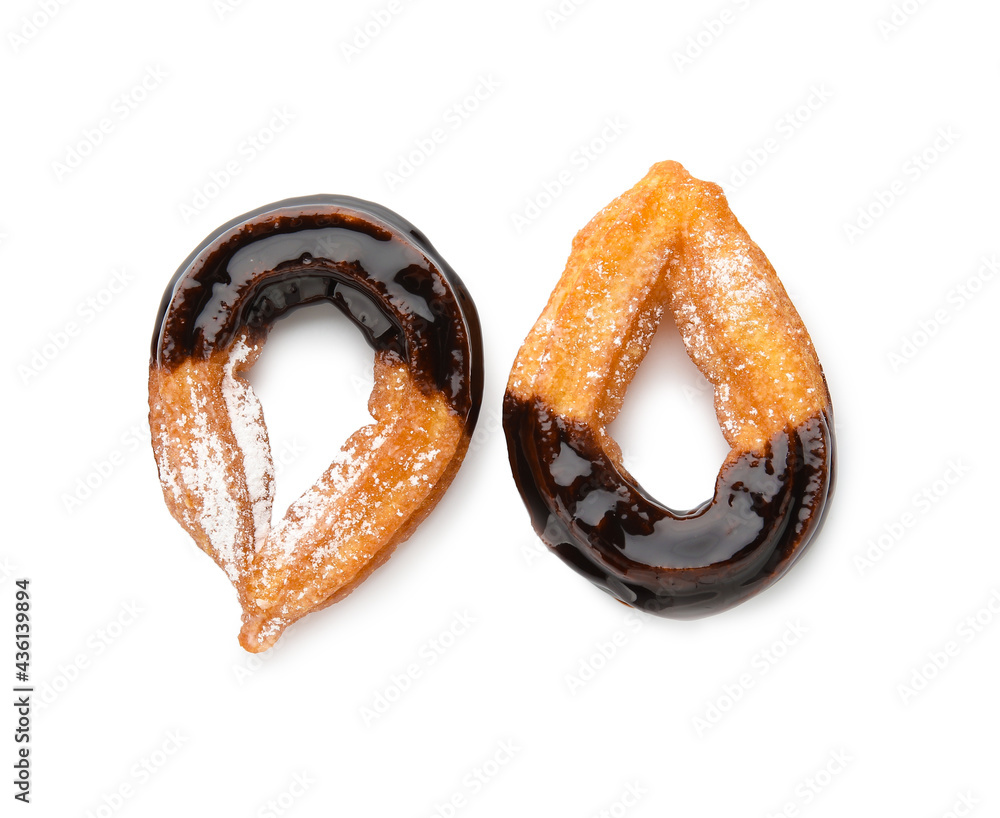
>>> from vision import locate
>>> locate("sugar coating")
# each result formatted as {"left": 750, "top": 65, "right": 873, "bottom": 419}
{"left": 507, "top": 160, "right": 829, "bottom": 456}
{"left": 149, "top": 348, "right": 464, "bottom": 653}
{"left": 221, "top": 337, "right": 274, "bottom": 554}
{"left": 150, "top": 351, "right": 262, "bottom": 584}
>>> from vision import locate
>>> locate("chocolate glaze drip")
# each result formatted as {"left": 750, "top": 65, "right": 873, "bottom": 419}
{"left": 152, "top": 196, "right": 483, "bottom": 424}
{"left": 503, "top": 396, "right": 835, "bottom": 617}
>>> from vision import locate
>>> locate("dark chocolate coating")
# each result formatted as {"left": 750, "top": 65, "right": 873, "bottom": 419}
{"left": 152, "top": 196, "right": 483, "bottom": 427}
{"left": 503, "top": 395, "right": 835, "bottom": 617}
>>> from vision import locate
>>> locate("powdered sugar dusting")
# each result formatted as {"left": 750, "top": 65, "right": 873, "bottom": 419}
{"left": 222, "top": 337, "right": 274, "bottom": 553}
{"left": 153, "top": 375, "right": 247, "bottom": 582}
{"left": 151, "top": 351, "right": 467, "bottom": 652}
{"left": 269, "top": 431, "right": 386, "bottom": 560}
{"left": 509, "top": 160, "right": 827, "bottom": 454}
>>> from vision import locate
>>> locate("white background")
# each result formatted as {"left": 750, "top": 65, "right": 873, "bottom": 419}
{"left": 3, "top": 0, "right": 999, "bottom": 815}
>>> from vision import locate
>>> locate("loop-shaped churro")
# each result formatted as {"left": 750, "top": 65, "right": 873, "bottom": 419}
{"left": 504, "top": 162, "right": 835, "bottom": 617}
{"left": 149, "top": 196, "right": 482, "bottom": 651}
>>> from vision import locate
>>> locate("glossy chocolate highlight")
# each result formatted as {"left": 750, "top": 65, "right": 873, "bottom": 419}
{"left": 152, "top": 195, "right": 483, "bottom": 422}
{"left": 503, "top": 397, "right": 835, "bottom": 617}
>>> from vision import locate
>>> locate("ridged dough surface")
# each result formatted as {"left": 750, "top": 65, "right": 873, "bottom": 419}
{"left": 149, "top": 337, "right": 466, "bottom": 652}
{"left": 507, "top": 160, "right": 829, "bottom": 457}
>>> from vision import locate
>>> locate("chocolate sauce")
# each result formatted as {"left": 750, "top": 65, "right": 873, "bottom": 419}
{"left": 152, "top": 196, "right": 483, "bottom": 424}
{"left": 503, "top": 396, "right": 835, "bottom": 617}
